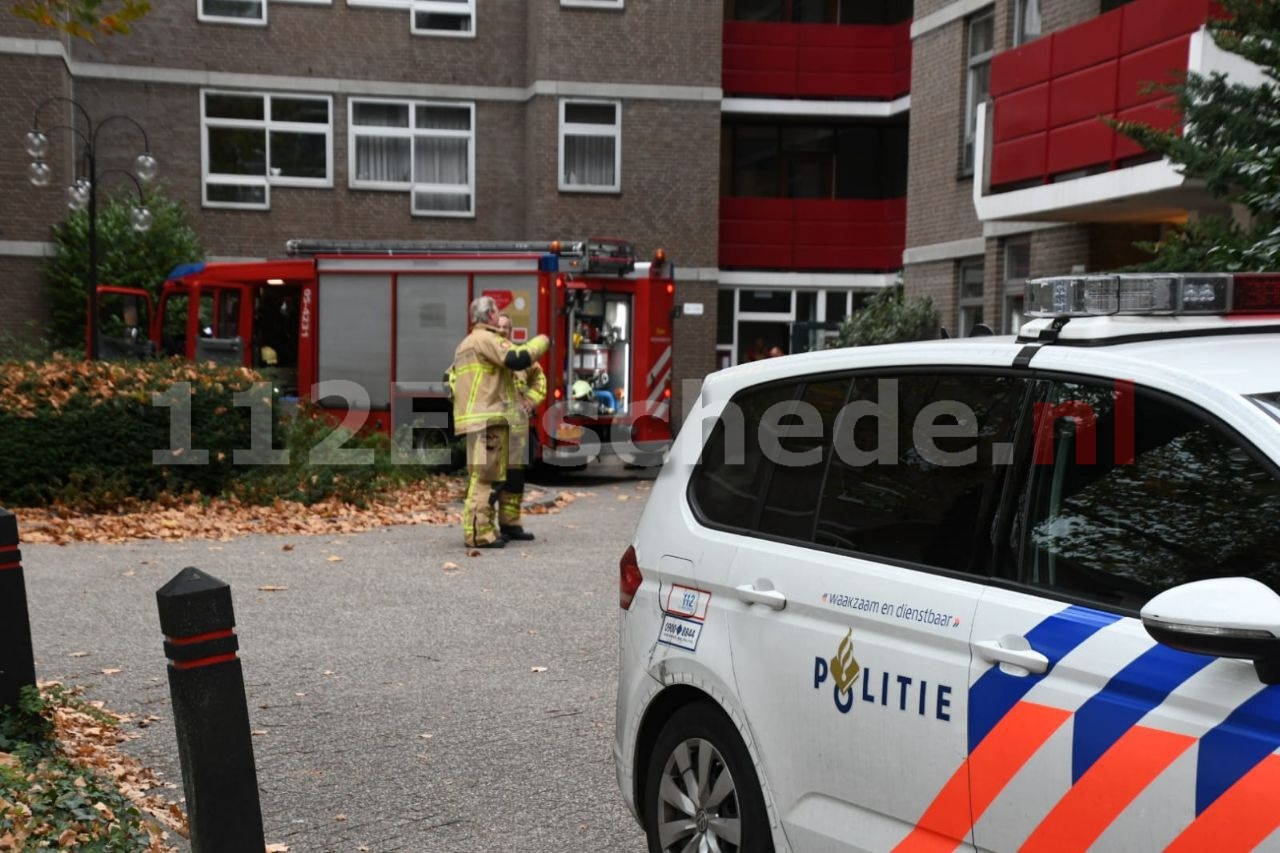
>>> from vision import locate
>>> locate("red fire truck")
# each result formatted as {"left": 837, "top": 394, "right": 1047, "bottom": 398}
{"left": 96, "top": 238, "right": 677, "bottom": 469}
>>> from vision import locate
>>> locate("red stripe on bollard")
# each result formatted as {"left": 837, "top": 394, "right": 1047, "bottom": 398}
{"left": 0, "top": 563, "right": 20, "bottom": 571}
{"left": 172, "top": 652, "right": 239, "bottom": 671}
{"left": 166, "top": 628, "right": 235, "bottom": 647}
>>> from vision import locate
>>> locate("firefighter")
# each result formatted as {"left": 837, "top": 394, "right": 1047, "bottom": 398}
{"left": 452, "top": 296, "right": 549, "bottom": 548}
{"left": 494, "top": 313, "right": 546, "bottom": 541}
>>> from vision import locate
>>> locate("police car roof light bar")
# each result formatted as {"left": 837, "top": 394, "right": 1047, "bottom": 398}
{"left": 1024, "top": 272, "right": 1280, "bottom": 319}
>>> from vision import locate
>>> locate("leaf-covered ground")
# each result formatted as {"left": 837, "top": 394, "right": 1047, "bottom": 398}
{"left": 13, "top": 479, "right": 575, "bottom": 545}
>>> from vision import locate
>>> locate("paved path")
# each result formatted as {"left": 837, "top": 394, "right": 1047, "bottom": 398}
{"left": 20, "top": 460, "right": 656, "bottom": 852}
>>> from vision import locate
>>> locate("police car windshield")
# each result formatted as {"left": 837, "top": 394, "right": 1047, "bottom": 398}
{"left": 1249, "top": 393, "right": 1280, "bottom": 424}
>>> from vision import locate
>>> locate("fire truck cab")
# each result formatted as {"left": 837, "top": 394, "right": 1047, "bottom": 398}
{"left": 96, "top": 238, "right": 677, "bottom": 470}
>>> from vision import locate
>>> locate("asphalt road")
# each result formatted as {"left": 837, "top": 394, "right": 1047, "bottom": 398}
{"left": 19, "top": 456, "right": 658, "bottom": 852}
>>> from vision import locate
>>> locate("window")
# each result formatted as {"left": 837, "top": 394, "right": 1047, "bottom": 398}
{"left": 1022, "top": 381, "right": 1280, "bottom": 609}
{"left": 1003, "top": 238, "right": 1029, "bottom": 334}
{"left": 691, "top": 382, "right": 800, "bottom": 529}
{"left": 725, "top": 0, "right": 911, "bottom": 25}
{"left": 958, "top": 259, "right": 985, "bottom": 337}
{"left": 200, "top": 0, "right": 266, "bottom": 24}
{"left": 347, "top": 0, "right": 474, "bottom": 36}
{"left": 725, "top": 121, "right": 909, "bottom": 200}
{"left": 411, "top": 0, "right": 474, "bottom": 36}
{"left": 561, "top": 0, "right": 623, "bottom": 7}
{"left": 759, "top": 378, "right": 851, "bottom": 541}
{"left": 816, "top": 372, "right": 1028, "bottom": 572}
{"left": 349, "top": 99, "right": 474, "bottom": 216}
{"left": 202, "top": 90, "right": 332, "bottom": 209}
{"left": 559, "top": 99, "right": 621, "bottom": 192}
{"left": 964, "top": 10, "right": 994, "bottom": 175}
{"left": 1013, "top": 0, "right": 1041, "bottom": 46}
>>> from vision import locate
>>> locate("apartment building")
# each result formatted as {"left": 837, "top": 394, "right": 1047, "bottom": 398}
{"left": 904, "top": 0, "right": 1243, "bottom": 335}
{"left": 0, "top": 0, "right": 723, "bottom": 417}
{"left": 2, "top": 0, "right": 1237, "bottom": 421}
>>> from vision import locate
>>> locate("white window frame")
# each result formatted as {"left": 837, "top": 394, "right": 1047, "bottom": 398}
{"left": 411, "top": 0, "right": 475, "bottom": 37}
{"left": 1003, "top": 237, "right": 1030, "bottom": 334}
{"left": 561, "top": 0, "right": 624, "bottom": 8}
{"left": 201, "top": 90, "right": 333, "bottom": 211}
{"left": 558, "top": 98, "right": 622, "bottom": 194}
{"left": 964, "top": 9, "right": 995, "bottom": 175}
{"left": 1014, "top": 0, "right": 1042, "bottom": 46}
{"left": 348, "top": 98, "right": 476, "bottom": 218}
{"left": 198, "top": 0, "right": 267, "bottom": 25}
{"left": 958, "top": 258, "right": 985, "bottom": 337}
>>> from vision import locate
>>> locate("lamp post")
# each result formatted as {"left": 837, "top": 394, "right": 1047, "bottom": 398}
{"left": 25, "top": 97, "right": 158, "bottom": 360}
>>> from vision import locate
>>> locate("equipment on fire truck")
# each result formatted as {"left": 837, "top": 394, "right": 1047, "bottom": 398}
{"left": 93, "top": 236, "right": 676, "bottom": 472}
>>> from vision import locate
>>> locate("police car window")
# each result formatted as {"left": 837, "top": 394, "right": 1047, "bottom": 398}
{"left": 758, "top": 377, "right": 851, "bottom": 541}
{"left": 815, "top": 373, "right": 1028, "bottom": 573}
{"left": 690, "top": 382, "right": 799, "bottom": 530}
{"left": 1023, "top": 381, "right": 1280, "bottom": 609}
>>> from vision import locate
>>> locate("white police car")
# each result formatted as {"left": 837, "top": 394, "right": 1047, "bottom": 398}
{"left": 615, "top": 272, "right": 1280, "bottom": 852}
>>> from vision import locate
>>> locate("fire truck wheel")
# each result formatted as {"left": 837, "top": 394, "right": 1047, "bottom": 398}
{"left": 413, "top": 428, "right": 464, "bottom": 473}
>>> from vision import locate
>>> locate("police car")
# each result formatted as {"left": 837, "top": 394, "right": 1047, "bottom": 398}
{"left": 615, "top": 272, "right": 1280, "bottom": 852}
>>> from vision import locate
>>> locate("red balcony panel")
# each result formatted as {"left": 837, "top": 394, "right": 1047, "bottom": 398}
{"left": 1046, "top": 117, "right": 1116, "bottom": 175}
{"left": 1120, "top": 0, "right": 1212, "bottom": 53}
{"left": 722, "top": 20, "right": 911, "bottom": 99}
{"left": 1113, "top": 96, "right": 1180, "bottom": 159}
{"left": 1049, "top": 61, "right": 1119, "bottom": 127}
{"left": 720, "top": 197, "right": 905, "bottom": 270}
{"left": 724, "top": 43, "right": 796, "bottom": 72}
{"left": 723, "top": 70, "right": 798, "bottom": 96}
{"left": 1117, "top": 36, "right": 1191, "bottom": 108}
{"left": 991, "top": 135, "right": 1048, "bottom": 186}
{"left": 1050, "top": 12, "right": 1123, "bottom": 77}
{"left": 991, "top": 39, "right": 1053, "bottom": 98}
{"left": 994, "top": 82, "right": 1049, "bottom": 142}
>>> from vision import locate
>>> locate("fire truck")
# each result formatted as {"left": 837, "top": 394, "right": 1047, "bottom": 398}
{"left": 95, "top": 238, "right": 677, "bottom": 469}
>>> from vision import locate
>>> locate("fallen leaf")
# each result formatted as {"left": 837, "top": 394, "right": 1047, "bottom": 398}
{"left": 251, "top": 729, "right": 268, "bottom": 736}
{"left": 467, "top": 549, "right": 481, "bottom": 557}
{"left": 266, "top": 845, "right": 290, "bottom": 853}
{"left": 418, "top": 733, "right": 433, "bottom": 739}
{"left": 121, "top": 569, "right": 136, "bottom": 578}
{"left": 69, "top": 651, "right": 90, "bottom": 658}
{"left": 0, "top": 753, "right": 18, "bottom": 768}
{"left": 281, "top": 543, "right": 295, "bottom": 551}
{"left": 258, "top": 585, "right": 289, "bottom": 592}
{"left": 441, "top": 561, "right": 461, "bottom": 571}
{"left": 58, "top": 829, "right": 78, "bottom": 847}
{"left": 101, "top": 668, "right": 123, "bottom": 675}
{"left": 616, "top": 494, "right": 630, "bottom": 501}
{"left": 334, "top": 814, "right": 347, "bottom": 822}
{"left": 326, "top": 555, "right": 344, "bottom": 563}
{"left": 530, "top": 666, "right": 549, "bottom": 673}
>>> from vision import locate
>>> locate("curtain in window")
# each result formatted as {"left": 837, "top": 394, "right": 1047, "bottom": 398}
{"left": 565, "top": 136, "right": 616, "bottom": 187}
{"left": 1021, "top": 0, "right": 1042, "bottom": 41}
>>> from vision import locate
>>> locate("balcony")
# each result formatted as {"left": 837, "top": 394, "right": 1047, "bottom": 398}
{"left": 723, "top": 21, "right": 912, "bottom": 101}
{"left": 719, "top": 197, "right": 905, "bottom": 272}
{"left": 973, "top": 0, "right": 1259, "bottom": 223}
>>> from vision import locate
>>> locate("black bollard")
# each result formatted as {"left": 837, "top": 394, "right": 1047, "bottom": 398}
{"left": 0, "top": 509, "right": 37, "bottom": 711}
{"left": 156, "top": 567, "right": 265, "bottom": 853}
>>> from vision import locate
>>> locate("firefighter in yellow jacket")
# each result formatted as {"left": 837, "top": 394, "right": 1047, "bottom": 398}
{"left": 451, "top": 296, "right": 549, "bottom": 548}
{"left": 495, "top": 313, "right": 547, "bottom": 540}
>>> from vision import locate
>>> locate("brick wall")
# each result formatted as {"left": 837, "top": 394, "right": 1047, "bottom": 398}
{"left": 671, "top": 280, "right": 718, "bottom": 429}
{"left": 0, "top": 257, "right": 50, "bottom": 339}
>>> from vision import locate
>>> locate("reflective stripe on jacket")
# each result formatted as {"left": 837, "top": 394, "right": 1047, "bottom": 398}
{"left": 452, "top": 325, "right": 548, "bottom": 435}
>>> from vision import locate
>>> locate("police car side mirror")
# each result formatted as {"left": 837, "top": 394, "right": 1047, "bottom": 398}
{"left": 1141, "top": 577, "right": 1280, "bottom": 685}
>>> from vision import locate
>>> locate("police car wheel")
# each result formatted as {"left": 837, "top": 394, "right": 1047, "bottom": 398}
{"left": 643, "top": 702, "right": 772, "bottom": 853}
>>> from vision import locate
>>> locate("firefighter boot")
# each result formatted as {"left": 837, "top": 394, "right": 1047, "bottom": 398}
{"left": 499, "top": 467, "right": 535, "bottom": 541}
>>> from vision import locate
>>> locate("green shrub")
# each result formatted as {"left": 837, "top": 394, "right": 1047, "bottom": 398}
{"left": 0, "top": 356, "right": 442, "bottom": 510}
{"left": 828, "top": 284, "right": 939, "bottom": 348}
{"left": 44, "top": 186, "right": 204, "bottom": 352}
{"left": 0, "top": 355, "right": 270, "bottom": 509}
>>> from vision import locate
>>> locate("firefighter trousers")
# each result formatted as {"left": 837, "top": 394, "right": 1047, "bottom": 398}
{"left": 462, "top": 424, "right": 509, "bottom": 546}
{"left": 498, "top": 426, "right": 530, "bottom": 528}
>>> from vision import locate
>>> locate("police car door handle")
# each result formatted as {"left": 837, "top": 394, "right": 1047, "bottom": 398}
{"left": 975, "top": 639, "right": 1049, "bottom": 675}
{"left": 734, "top": 582, "right": 787, "bottom": 611}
